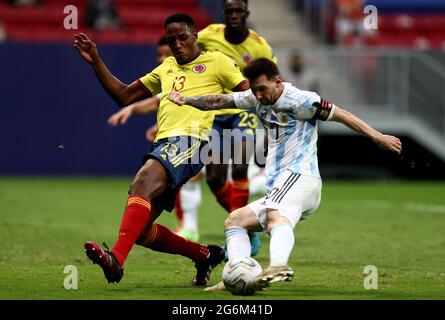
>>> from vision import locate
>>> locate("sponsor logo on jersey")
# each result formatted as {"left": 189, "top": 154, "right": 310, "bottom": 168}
{"left": 192, "top": 64, "right": 207, "bottom": 73}
{"left": 279, "top": 113, "right": 289, "bottom": 124}
{"left": 242, "top": 54, "right": 253, "bottom": 64}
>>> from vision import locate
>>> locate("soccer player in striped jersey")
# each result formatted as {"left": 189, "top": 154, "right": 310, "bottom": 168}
{"left": 74, "top": 13, "right": 248, "bottom": 286}
{"left": 196, "top": 0, "right": 277, "bottom": 255}
{"left": 168, "top": 58, "right": 402, "bottom": 291}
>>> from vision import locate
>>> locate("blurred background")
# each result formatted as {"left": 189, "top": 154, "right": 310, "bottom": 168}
{"left": 0, "top": 0, "right": 444, "bottom": 179}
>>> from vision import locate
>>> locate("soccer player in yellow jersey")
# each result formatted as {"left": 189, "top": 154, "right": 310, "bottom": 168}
{"left": 198, "top": 0, "right": 276, "bottom": 255}
{"left": 74, "top": 13, "right": 248, "bottom": 286}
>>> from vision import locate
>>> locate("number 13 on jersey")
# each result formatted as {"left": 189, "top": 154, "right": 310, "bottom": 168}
{"left": 171, "top": 76, "right": 186, "bottom": 92}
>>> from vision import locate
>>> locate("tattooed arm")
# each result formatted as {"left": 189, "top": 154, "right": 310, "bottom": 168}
{"left": 168, "top": 91, "right": 236, "bottom": 111}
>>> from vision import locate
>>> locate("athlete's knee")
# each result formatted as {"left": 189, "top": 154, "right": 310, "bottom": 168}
{"left": 265, "top": 215, "right": 292, "bottom": 233}
{"left": 130, "top": 164, "right": 165, "bottom": 197}
{"left": 206, "top": 171, "right": 225, "bottom": 191}
{"left": 224, "top": 208, "right": 255, "bottom": 229}
{"left": 130, "top": 169, "right": 149, "bottom": 194}
{"left": 224, "top": 209, "right": 244, "bottom": 229}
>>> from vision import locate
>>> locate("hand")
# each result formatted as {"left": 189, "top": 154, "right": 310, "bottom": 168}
{"left": 107, "top": 107, "right": 133, "bottom": 127}
{"left": 168, "top": 91, "right": 186, "bottom": 106}
{"left": 74, "top": 33, "right": 99, "bottom": 64}
{"left": 375, "top": 134, "right": 402, "bottom": 155}
{"left": 145, "top": 124, "right": 159, "bottom": 142}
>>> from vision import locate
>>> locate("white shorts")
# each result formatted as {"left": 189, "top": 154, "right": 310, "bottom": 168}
{"left": 248, "top": 170, "right": 322, "bottom": 229}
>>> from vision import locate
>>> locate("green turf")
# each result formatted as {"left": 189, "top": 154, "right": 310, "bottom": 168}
{"left": 0, "top": 177, "right": 444, "bottom": 300}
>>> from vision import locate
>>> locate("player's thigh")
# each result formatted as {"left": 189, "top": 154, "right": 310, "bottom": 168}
{"left": 277, "top": 174, "right": 322, "bottom": 226}
{"left": 225, "top": 206, "right": 262, "bottom": 232}
{"left": 252, "top": 171, "right": 322, "bottom": 228}
{"left": 205, "top": 163, "right": 228, "bottom": 189}
{"left": 130, "top": 158, "right": 168, "bottom": 198}
{"left": 231, "top": 141, "right": 253, "bottom": 180}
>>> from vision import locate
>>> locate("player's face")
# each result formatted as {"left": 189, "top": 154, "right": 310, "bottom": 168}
{"left": 165, "top": 22, "right": 198, "bottom": 64}
{"left": 223, "top": 0, "right": 249, "bottom": 29}
{"left": 156, "top": 44, "right": 172, "bottom": 65}
{"left": 249, "top": 74, "right": 283, "bottom": 105}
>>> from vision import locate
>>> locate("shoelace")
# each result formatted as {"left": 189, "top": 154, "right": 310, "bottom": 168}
{"left": 102, "top": 242, "right": 110, "bottom": 251}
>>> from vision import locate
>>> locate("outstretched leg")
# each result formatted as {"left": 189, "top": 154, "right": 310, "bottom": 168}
{"left": 84, "top": 158, "right": 168, "bottom": 283}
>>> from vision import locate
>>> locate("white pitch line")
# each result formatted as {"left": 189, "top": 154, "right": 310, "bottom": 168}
{"left": 404, "top": 202, "right": 445, "bottom": 214}
{"left": 339, "top": 200, "right": 445, "bottom": 214}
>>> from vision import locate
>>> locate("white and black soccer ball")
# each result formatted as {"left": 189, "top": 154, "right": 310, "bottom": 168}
{"left": 222, "top": 256, "right": 263, "bottom": 296}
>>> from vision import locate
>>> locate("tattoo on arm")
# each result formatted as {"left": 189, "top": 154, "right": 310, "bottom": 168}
{"left": 184, "top": 94, "right": 235, "bottom": 111}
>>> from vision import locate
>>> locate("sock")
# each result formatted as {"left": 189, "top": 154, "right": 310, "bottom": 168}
{"left": 214, "top": 181, "right": 233, "bottom": 213}
{"left": 269, "top": 224, "right": 294, "bottom": 267}
{"left": 111, "top": 195, "right": 151, "bottom": 267}
{"left": 137, "top": 223, "right": 209, "bottom": 263}
{"left": 174, "top": 194, "right": 184, "bottom": 230}
{"left": 231, "top": 178, "right": 249, "bottom": 210}
{"left": 180, "top": 181, "right": 202, "bottom": 233}
{"left": 225, "top": 226, "right": 251, "bottom": 260}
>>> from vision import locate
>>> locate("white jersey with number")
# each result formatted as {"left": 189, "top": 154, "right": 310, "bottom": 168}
{"left": 233, "top": 82, "right": 335, "bottom": 191}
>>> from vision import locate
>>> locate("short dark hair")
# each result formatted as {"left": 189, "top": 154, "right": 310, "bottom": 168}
{"left": 158, "top": 35, "right": 168, "bottom": 46}
{"left": 224, "top": 0, "right": 248, "bottom": 6}
{"left": 164, "top": 13, "right": 195, "bottom": 31}
{"left": 243, "top": 58, "right": 280, "bottom": 81}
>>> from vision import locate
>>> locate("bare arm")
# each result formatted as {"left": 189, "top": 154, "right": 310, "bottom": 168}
{"left": 128, "top": 95, "right": 160, "bottom": 114}
{"left": 74, "top": 33, "right": 150, "bottom": 106}
{"left": 331, "top": 106, "right": 402, "bottom": 155}
{"left": 168, "top": 91, "right": 236, "bottom": 111}
{"left": 108, "top": 96, "right": 160, "bottom": 126}
{"left": 145, "top": 123, "right": 159, "bottom": 142}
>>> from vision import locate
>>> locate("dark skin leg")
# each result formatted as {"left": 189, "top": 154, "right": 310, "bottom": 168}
{"left": 129, "top": 159, "right": 169, "bottom": 244}
{"left": 231, "top": 140, "right": 254, "bottom": 181}
{"left": 129, "top": 158, "right": 168, "bottom": 207}
{"left": 206, "top": 140, "right": 253, "bottom": 194}
{"left": 206, "top": 163, "right": 228, "bottom": 192}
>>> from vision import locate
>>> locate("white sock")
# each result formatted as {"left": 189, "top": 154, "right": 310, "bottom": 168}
{"left": 225, "top": 226, "right": 251, "bottom": 260}
{"left": 269, "top": 224, "right": 295, "bottom": 267}
{"left": 179, "top": 181, "right": 201, "bottom": 233}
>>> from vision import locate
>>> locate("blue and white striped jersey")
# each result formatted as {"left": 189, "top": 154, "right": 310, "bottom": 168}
{"left": 233, "top": 82, "right": 335, "bottom": 191}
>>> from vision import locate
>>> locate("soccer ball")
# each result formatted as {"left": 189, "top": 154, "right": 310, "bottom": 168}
{"left": 222, "top": 256, "right": 263, "bottom": 296}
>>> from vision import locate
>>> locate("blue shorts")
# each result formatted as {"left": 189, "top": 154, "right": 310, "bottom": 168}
{"left": 143, "top": 136, "right": 206, "bottom": 212}
{"left": 211, "top": 111, "right": 257, "bottom": 155}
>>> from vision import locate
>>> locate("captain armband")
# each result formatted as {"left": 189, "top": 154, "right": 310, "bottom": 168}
{"left": 312, "top": 98, "right": 336, "bottom": 121}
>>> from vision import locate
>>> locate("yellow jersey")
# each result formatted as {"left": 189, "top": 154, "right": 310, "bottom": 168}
{"left": 198, "top": 23, "right": 277, "bottom": 116}
{"left": 139, "top": 51, "right": 245, "bottom": 142}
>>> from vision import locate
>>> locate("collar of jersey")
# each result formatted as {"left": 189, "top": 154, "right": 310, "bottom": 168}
{"left": 273, "top": 82, "right": 291, "bottom": 108}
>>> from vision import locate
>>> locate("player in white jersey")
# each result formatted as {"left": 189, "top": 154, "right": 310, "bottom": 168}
{"left": 168, "top": 58, "right": 402, "bottom": 291}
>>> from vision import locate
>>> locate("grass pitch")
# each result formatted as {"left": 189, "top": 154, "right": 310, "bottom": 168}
{"left": 0, "top": 177, "right": 444, "bottom": 300}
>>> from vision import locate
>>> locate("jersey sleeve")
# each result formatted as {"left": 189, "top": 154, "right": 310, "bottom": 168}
{"left": 197, "top": 28, "right": 209, "bottom": 51}
{"left": 138, "top": 65, "right": 162, "bottom": 96}
{"left": 293, "top": 91, "right": 336, "bottom": 121}
{"left": 233, "top": 89, "right": 257, "bottom": 110}
{"left": 216, "top": 53, "right": 246, "bottom": 90}
{"left": 263, "top": 43, "right": 277, "bottom": 63}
